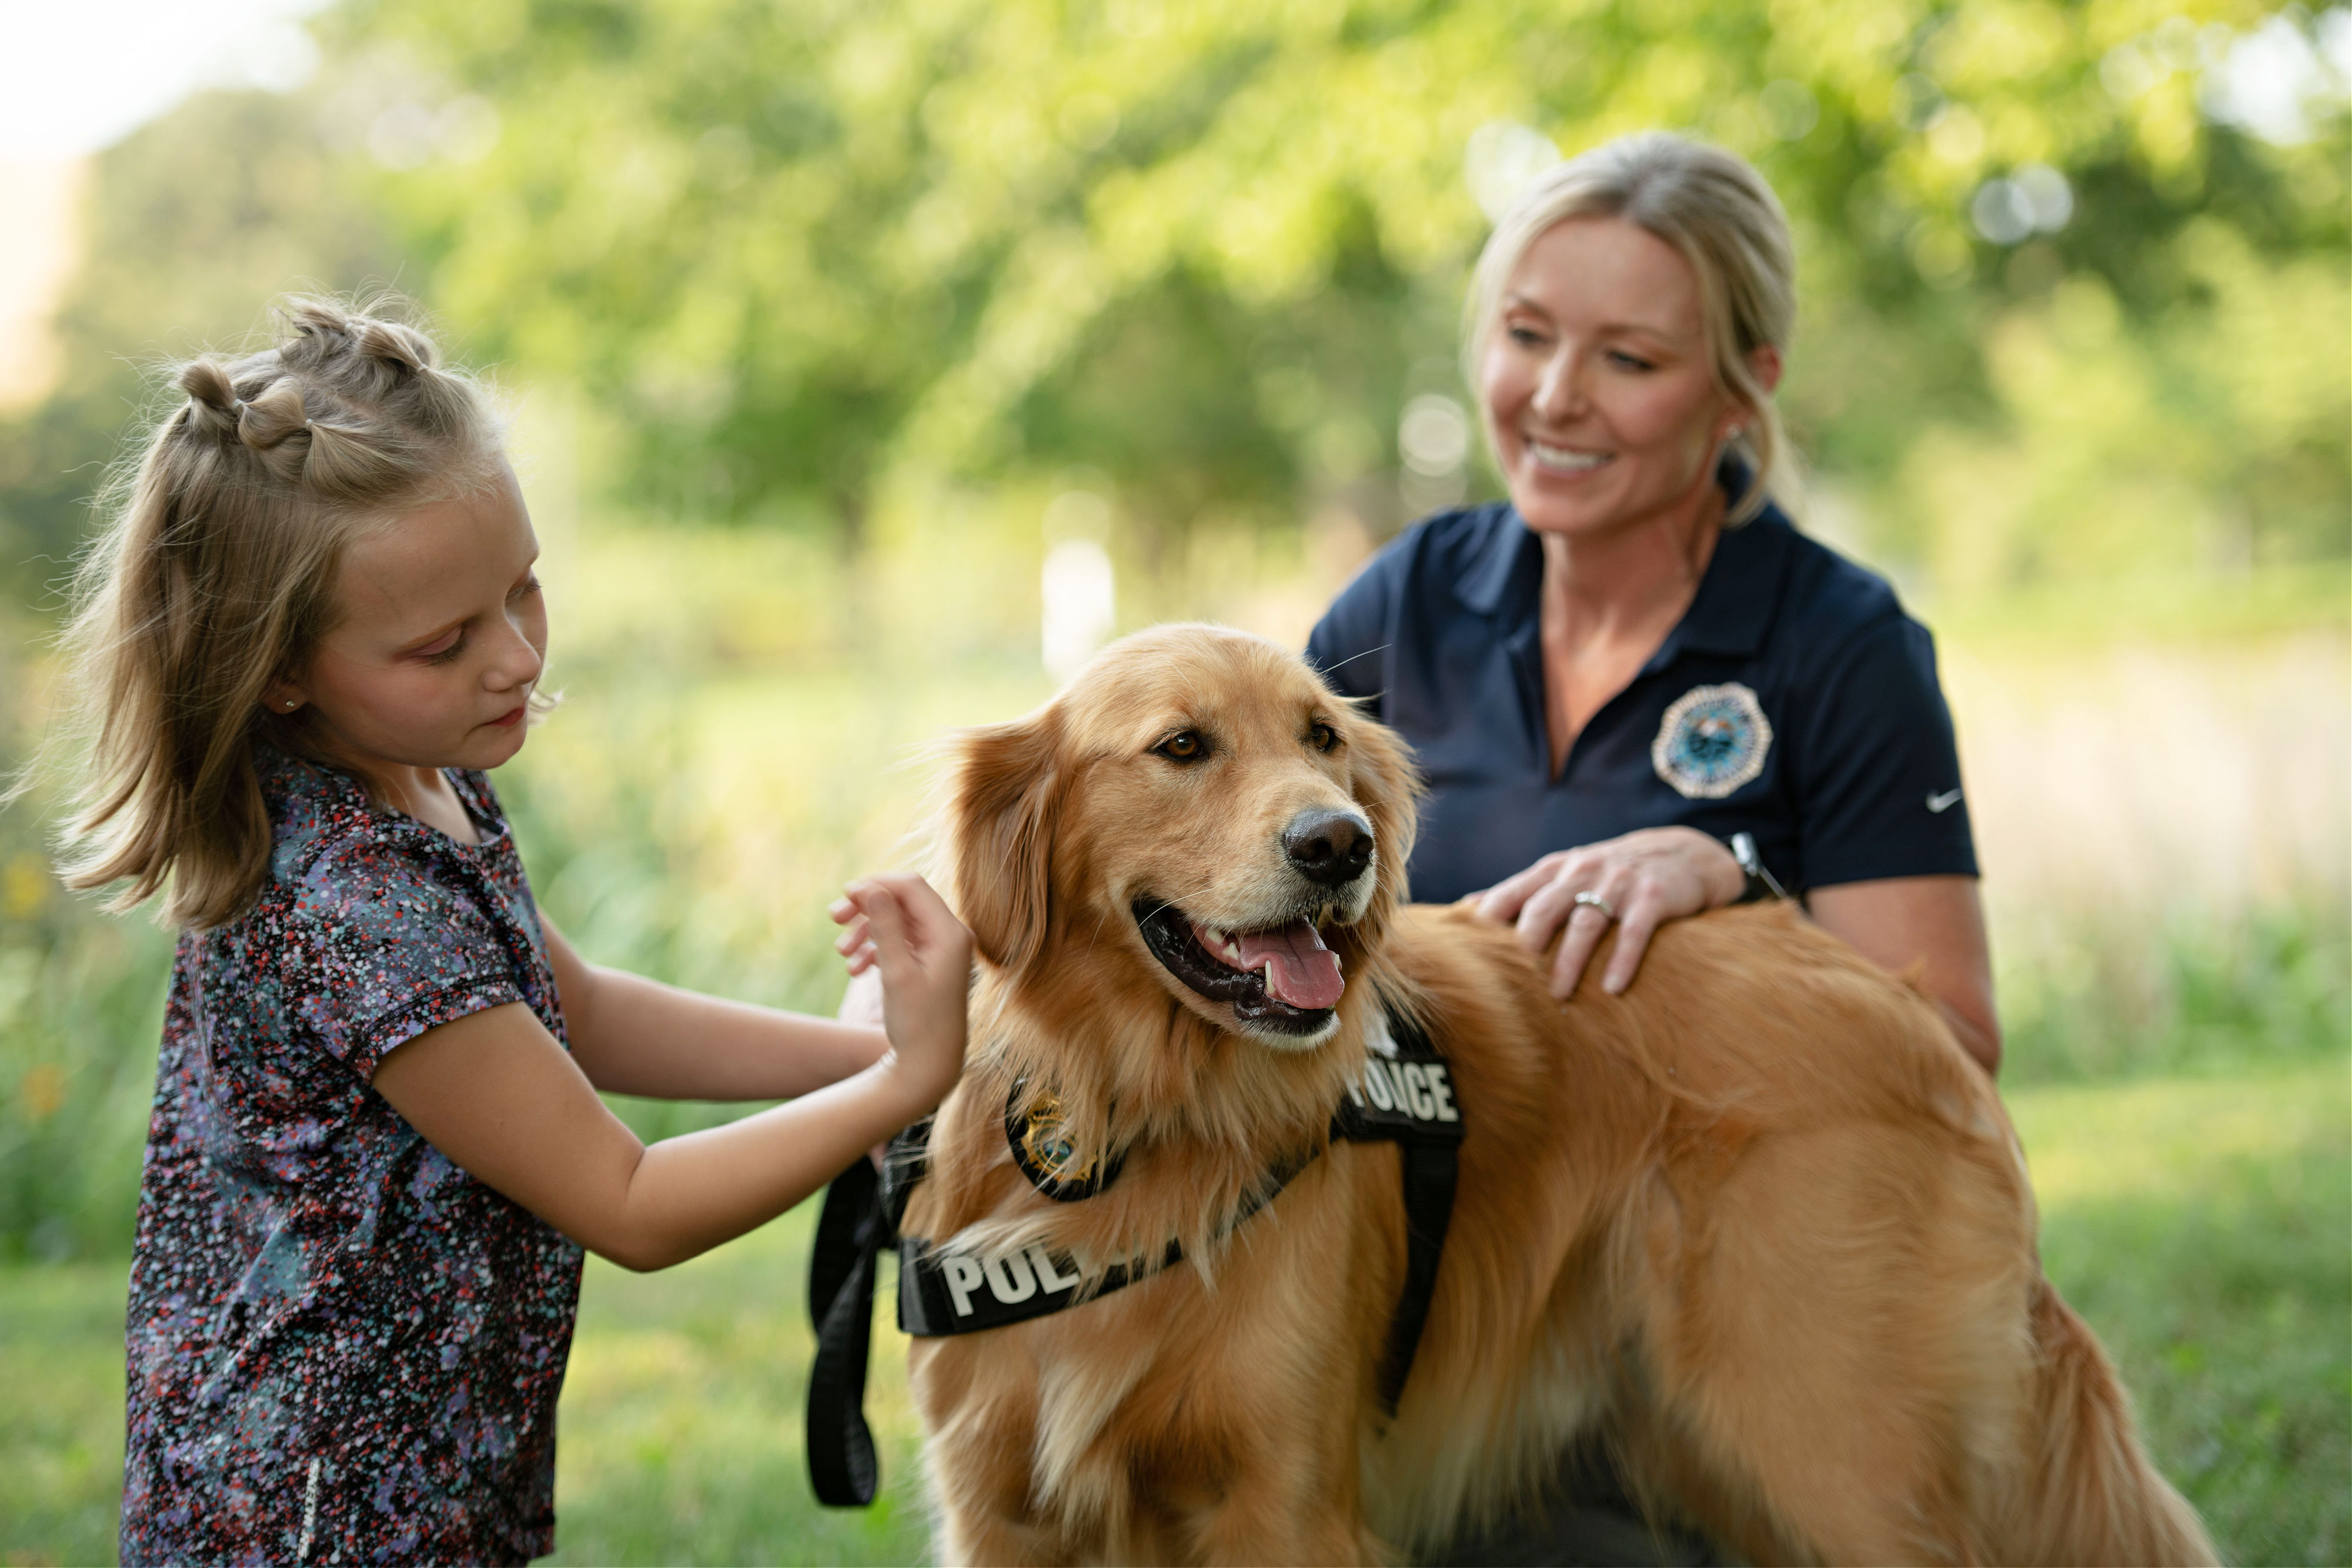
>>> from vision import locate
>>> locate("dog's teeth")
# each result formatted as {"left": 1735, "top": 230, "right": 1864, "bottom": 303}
{"left": 1263, "top": 961, "right": 1276, "bottom": 987}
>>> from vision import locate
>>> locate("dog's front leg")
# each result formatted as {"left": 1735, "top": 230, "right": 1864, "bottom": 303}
{"left": 914, "top": 1342, "right": 1071, "bottom": 1567}
{"left": 1172, "top": 1394, "right": 1381, "bottom": 1567}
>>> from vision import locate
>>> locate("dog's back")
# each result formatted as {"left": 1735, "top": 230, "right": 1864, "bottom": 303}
{"left": 1375, "top": 900, "right": 2214, "bottom": 1566}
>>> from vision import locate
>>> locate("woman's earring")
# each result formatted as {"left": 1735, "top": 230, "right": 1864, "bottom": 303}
{"left": 283, "top": 698, "right": 298, "bottom": 710}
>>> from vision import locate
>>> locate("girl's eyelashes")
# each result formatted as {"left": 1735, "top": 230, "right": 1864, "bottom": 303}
{"left": 410, "top": 576, "right": 539, "bottom": 664}
{"left": 1606, "top": 349, "right": 1657, "bottom": 371}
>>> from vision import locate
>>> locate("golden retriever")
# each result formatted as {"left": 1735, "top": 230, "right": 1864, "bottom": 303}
{"left": 896, "top": 622, "right": 2214, "bottom": 1565}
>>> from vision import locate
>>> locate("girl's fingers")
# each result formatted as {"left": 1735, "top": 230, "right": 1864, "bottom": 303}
{"left": 876, "top": 873, "right": 960, "bottom": 954}
{"left": 855, "top": 883, "right": 909, "bottom": 967}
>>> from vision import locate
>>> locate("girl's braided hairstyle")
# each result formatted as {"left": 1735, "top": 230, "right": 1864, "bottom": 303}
{"left": 49, "top": 296, "right": 507, "bottom": 928}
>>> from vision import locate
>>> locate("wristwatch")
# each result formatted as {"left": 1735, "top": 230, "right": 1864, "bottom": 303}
{"left": 1728, "top": 832, "right": 1789, "bottom": 904}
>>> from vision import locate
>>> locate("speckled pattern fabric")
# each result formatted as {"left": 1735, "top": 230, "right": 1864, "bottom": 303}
{"left": 121, "top": 750, "right": 583, "bottom": 1566}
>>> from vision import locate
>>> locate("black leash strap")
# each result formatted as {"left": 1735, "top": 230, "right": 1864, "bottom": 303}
{"left": 804, "top": 1154, "right": 883, "bottom": 1507}
{"left": 804, "top": 1123, "right": 928, "bottom": 1507}
{"left": 802, "top": 1010, "right": 1462, "bottom": 1505}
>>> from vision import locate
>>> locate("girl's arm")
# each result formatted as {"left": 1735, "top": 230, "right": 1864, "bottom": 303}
{"left": 543, "top": 912, "right": 887, "bottom": 1101}
{"left": 372, "top": 874, "right": 968, "bottom": 1272}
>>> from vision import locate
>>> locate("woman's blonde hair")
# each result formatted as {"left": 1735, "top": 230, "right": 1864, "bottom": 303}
{"left": 48, "top": 296, "right": 506, "bottom": 928}
{"left": 1464, "top": 131, "right": 1798, "bottom": 524}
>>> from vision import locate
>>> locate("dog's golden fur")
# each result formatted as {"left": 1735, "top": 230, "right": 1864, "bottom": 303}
{"left": 903, "top": 623, "right": 2214, "bottom": 1565}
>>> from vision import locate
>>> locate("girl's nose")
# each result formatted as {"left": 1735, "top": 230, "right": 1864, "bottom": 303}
{"left": 487, "top": 611, "right": 545, "bottom": 691}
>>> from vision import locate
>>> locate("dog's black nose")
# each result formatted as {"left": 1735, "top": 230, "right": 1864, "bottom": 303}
{"left": 1283, "top": 810, "right": 1375, "bottom": 888}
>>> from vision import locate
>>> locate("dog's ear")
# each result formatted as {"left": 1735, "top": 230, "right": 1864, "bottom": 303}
{"left": 1346, "top": 709, "right": 1422, "bottom": 908}
{"left": 946, "top": 708, "right": 1063, "bottom": 975}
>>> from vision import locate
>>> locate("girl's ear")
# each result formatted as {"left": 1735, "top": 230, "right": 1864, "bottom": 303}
{"left": 1345, "top": 707, "right": 1422, "bottom": 914}
{"left": 947, "top": 708, "right": 1064, "bottom": 976}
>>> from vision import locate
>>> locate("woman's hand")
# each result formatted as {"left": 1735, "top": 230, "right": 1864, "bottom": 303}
{"left": 1474, "top": 826, "right": 1746, "bottom": 999}
{"left": 831, "top": 873, "right": 973, "bottom": 1116}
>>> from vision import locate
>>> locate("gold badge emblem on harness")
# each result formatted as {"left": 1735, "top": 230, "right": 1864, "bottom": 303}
{"left": 1018, "top": 1091, "right": 1097, "bottom": 1185}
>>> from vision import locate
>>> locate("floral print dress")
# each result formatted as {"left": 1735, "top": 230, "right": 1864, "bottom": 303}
{"left": 121, "top": 750, "right": 583, "bottom": 1565}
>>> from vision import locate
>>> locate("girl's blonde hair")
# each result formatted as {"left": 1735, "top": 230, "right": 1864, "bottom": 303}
{"left": 51, "top": 296, "right": 506, "bottom": 928}
{"left": 1464, "top": 131, "right": 1798, "bottom": 524}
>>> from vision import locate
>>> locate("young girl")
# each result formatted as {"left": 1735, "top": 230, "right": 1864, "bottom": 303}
{"left": 51, "top": 297, "right": 970, "bottom": 1564}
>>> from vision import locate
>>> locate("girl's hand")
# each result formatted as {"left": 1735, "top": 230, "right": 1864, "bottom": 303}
{"left": 830, "top": 874, "right": 971, "bottom": 1115}
{"left": 1473, "top": 827, "right": 1745, "bottom": 999}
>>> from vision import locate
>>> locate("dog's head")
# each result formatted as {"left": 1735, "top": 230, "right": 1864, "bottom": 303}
{"left": 943, "top": 623, "right": 1419, "bottom": 1051}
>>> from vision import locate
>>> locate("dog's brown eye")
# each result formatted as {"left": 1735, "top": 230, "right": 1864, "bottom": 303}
{"left": 1156, "top": 731, "right": 1208, "bottom": 762}
{"left": 1309, "top": 722, "right": 1339, "bottom": 753}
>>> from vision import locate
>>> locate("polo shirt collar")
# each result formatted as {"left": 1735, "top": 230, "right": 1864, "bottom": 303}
{"left": 1456, "top": 505, "right": 1543, "bottom": 618}
{"left": 1652, "top": 502, "right": 1794, "bottom": 664}
{"left": 1455, "top": 483, "right": 1798, "bottom": 666}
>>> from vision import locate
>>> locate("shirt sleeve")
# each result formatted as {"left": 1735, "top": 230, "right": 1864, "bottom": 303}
{"left": 1305, "top": 549, "right": 1401, "bottom": 707}
{"left": 1787, "top": 612, "right": 1980, "bottom": 888}
{"left": 286, "top": 834, "right": 529, "bottom": 1081}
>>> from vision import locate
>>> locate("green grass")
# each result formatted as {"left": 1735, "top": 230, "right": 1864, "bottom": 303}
{"left": 5, "top": 1062, "right": 2345, "bottom": 1566}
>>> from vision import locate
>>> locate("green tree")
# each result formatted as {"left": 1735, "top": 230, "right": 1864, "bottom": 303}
{"left": 332, "top": 0, "right": 2347, "bottom": 587}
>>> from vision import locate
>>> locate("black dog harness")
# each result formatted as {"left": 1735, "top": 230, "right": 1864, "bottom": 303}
{"left": 803, "top": 1005, "right": 1464, "bottom": 1507}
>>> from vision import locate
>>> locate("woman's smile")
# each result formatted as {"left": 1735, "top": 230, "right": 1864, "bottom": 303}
{"left": 1524, "top": 437, "right": 1612, "bottom": 474}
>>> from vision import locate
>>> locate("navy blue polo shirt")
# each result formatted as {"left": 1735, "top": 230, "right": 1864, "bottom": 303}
{"left": 1306, "top": 497, "right": 1977, "bottom": 905}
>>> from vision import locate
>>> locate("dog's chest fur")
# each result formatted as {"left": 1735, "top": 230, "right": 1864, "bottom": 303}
{"left": 900, "top": 1007, "right": 1422, "bottom": 1551}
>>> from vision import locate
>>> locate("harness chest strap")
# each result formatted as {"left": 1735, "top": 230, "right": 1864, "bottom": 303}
{"left": 804, "top": 1005, "right": 1464, "bottom": 1509}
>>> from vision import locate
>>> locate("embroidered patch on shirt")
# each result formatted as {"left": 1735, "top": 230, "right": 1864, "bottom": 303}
{"left": 1652, "top": 682, "right": 1773, "bottom": 800}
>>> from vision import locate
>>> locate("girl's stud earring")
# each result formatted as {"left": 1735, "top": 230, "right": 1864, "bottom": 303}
{"left": 283, "top": 699, "right": 298, "bottom": 710}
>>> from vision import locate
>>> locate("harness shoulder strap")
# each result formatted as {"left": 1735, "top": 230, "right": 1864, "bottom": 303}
{"left": 1329, "top": 1006, "right": 1464, "bottom": 1416}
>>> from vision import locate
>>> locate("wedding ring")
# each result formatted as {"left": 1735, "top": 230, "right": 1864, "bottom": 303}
{"left": 1572, "top": 890, "right": 1617, "bottom": 922}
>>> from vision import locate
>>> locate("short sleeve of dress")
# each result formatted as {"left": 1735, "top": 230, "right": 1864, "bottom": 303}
{"left": 1307, "top": 549, "right": 1402, "bottom": 705}
{"left": 1787, "top": 613, "right": 1980, "bottom": 889}
{"left": 283, "top": 834, "right": 530, "bottom": 1081}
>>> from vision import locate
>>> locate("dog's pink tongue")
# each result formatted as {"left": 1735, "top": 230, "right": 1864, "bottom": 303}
{"left": 1232, "top": 921, "right": 1345, "bottom": 1009}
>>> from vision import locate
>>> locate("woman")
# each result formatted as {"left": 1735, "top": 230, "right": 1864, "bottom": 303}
{"left": 1307, "top": 132, "right": 1997, "bottom": 1562}
{"left": 1309, "top": 132, "right": 1997, "bottom": 1075}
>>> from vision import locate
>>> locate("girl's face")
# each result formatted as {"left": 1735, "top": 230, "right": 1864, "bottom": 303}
{"left": 1480, "top": 215, "right": 1770, "bottom": 541}
{"left": 274, "top": 461, "right": 546, "bottom": 780}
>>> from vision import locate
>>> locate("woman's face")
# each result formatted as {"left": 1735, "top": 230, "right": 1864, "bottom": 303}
{"left": 1479, "top": 215, "right": 1765, "bottom": 541}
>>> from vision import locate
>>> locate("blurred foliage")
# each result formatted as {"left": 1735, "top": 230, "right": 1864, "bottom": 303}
{"left": 0, "top": 90, "right": 399, "bottom": 610}
{"left": 1, "top": 0, "right": 2346, "bottom": 604}
{"left": 320, "top": 0, "right": 2348, "bottom": 581}
{"left": 1, "top": 0, "right": 2347, "bottom": 1246}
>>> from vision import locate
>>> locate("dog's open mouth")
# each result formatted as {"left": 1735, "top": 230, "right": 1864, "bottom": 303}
{"left": 1134, "top": 899, "right": 1344, "bottom": 1032}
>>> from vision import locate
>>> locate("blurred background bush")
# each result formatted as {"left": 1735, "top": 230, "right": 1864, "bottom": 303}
{"left": 0, "top": 0, "right": 2344, "bottom": 1562}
